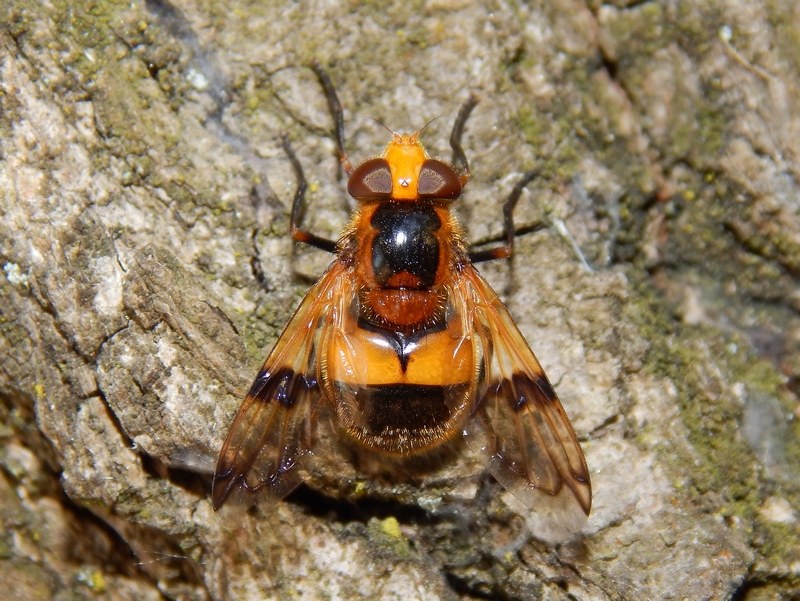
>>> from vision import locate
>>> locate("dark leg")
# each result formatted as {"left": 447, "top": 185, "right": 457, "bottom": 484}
{"left": 283, "top": 135, "right": 338, "bottom": 253}
{"left": 469, "top": 170, "right": 539, "bottom": 263}
{"left": 449, "top": 95, "right": 478, "bottom": 184}
{"left": 310, "top": 62, "right": 353, "bottom": 175}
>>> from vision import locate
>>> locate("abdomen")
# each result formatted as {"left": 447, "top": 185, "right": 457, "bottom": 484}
{"left": 321, "top": 315, "right": 478, "bottom": 455}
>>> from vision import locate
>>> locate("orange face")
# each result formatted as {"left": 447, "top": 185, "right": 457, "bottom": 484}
{"left": 382, "top": 133, "right": 427, "bottom": 200}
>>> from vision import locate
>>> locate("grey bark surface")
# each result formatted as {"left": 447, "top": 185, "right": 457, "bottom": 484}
{"left": 1, "top": 1, "right": 798, "bottom": 600}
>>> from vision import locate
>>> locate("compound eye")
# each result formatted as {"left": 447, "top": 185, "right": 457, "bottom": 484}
{"left": 348, "top": 158, "right": 392, "bottom": 199}
{"left": 417, "top": 159, "right": 462, "bottom": 199}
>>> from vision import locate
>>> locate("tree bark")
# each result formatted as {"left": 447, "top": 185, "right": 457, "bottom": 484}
{"left": 1, "top": 1, "right": 798, "bottom": 599}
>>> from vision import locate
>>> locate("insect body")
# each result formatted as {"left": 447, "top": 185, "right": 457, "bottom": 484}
{"left": 213, "top": 68, "right": 591, "bottom": 523}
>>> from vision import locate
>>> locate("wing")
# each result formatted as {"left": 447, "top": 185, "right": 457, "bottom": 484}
{"left": 212, "top": 260, "right": 353, "bottom": 510}
{"left": 452, "top": 265, "right": 591, "bottom": 534}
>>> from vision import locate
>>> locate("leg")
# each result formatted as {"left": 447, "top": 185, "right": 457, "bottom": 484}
{"left": 449, "top": 95, "right": 478, "bottom": 185}
{"left": 469, "top": 170, "right": 539, "bottom": 263}
{"left": 283, "top": 134, "right": 338, "bottom": 253}
{"left": 310, "top": 62, "right": 353, "bottom": 175}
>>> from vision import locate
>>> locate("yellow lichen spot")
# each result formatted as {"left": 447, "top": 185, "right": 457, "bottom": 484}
{"left": 352, "top": 480, "right": 366, "bottom": 497}
{"left": 380, "top": 516, "right": 402, "bottom": 539}
{"left": 90, "top": 571, "right": 106, "bottom": 593}
{"left": 77, "top": 568, "right": 107, "bottom": 593}
{"left": 308, "top": 182, "right": 320, "bottom": 194}
{"left": 370, "top": 516, "right": 410, "bottom": 556}
{"left": 682, "top": 189, "right": 696, "bottom": 202}
{"left": 33, "top": 384, "right": 45, "bottom": 399}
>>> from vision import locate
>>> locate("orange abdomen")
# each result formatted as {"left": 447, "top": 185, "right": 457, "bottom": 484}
{"left": 321, "top": 303, "right": 478, "bottom": 455}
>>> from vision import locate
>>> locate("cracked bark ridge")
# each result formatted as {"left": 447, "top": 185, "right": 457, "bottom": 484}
{"left": 1, "top": 1, "right": 799, "bottom": 600}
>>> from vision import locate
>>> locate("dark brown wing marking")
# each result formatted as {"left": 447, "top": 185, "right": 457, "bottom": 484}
{"left": 452, "top": 265, "right": 591, "bottom": 526}
{"left": 212, "top": 261, "right": 353, "bottom": 509}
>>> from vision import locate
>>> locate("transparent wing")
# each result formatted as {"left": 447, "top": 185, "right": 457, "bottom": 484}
{"left": 453, "top": 265, "right": 591, "bottom": 535}
{"left": 212, "top": 261, "right": 353, "bottom": 509}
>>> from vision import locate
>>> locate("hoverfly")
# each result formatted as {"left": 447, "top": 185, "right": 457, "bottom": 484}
{"left": 212, "top": 66, "right": 591, "bottom": 525}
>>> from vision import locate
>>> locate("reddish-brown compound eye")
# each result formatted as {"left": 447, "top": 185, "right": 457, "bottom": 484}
{"left": 348, "top": 158, "right": 393, "bottom": 200}
{"left": 418, "top": 159, "right": 461, "bottom": 199}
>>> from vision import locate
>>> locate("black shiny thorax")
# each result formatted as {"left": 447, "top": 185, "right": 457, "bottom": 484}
{"left": 369, "top": 202, "right": 441, "bottom": 289}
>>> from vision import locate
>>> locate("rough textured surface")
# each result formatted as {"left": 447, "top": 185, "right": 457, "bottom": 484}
{"left": 1, "top": 1, "right": 799, "bottom": 599}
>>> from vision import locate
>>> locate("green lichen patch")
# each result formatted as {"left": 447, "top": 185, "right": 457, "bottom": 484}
{"left": 604, "top": 3, "right": 669, "bottom": 63}
{"left": 766, "top": 0, "right": 800, "bottom": 80}
{"left": 625, "top": 273, "right": 799, "bottom": 578}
